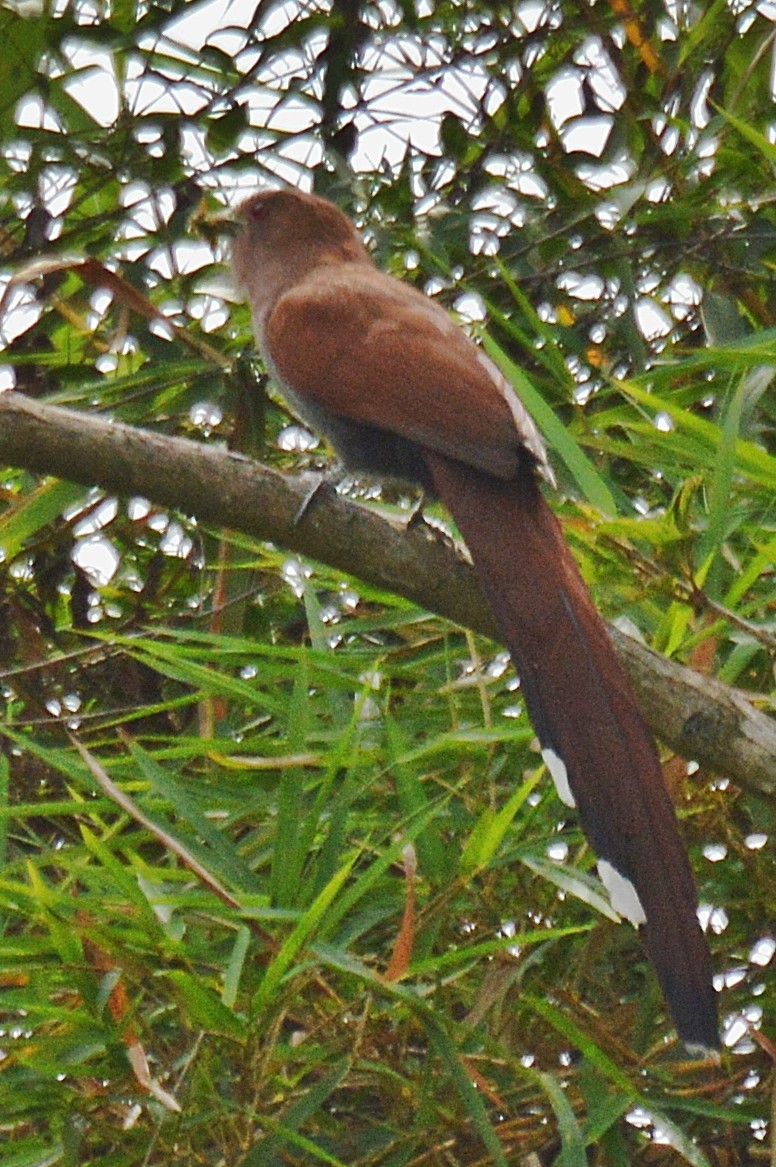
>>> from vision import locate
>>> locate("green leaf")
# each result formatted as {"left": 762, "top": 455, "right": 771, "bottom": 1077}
{"left": 460, "top": 769, "right": 541, "bottom": 872}
{"left": 537, "top": 1071, "right": 587, "bottom": 1167}
{"left": 252, "top": 855, "right": 357, "bottom": 1014}
{"left": 206, "top": 105, "right": 249, "bottom": 155}
{"left": 615, "top": 377, "right": 776, "bottom": 488}
{"left": 0, "top": 479, "right": 86, "bottom": 562}
{"left": 482, "top": 333, "right": 618, "bottom": 515}
{"left": 521, "top": 854, "right": 620, "bottom": 922}
{"left": 714, "top": 102, "right": 776, "bottom": 164}
{"left": 126, "top": 738, "right": 262, "bottom": 893}
{"left": 0, "top": 1139, "right": 65, "bottom": 1167}
{"left": 523, "top": 995, "right": 638, "bottom": 1095}
{"left": 222, "top": 924, "right": 251, "bottom": 1009}
{"left": 0, "top": 9, "right": 48, "bottom": 106}
{"left": 239, "top": 1060, "right": 352, "bottom": 1167}
{"left": 165, "top": 969, "right": 248, "bottom": 1039}
{"left": 695, "top": 374, "right": 748, "bottom": 597}
{"left": 636, "top": 1107, "right": 714, "bottom": 1167}
{"left": 422, "top": 1014, "right": 509, "bottom": 1167}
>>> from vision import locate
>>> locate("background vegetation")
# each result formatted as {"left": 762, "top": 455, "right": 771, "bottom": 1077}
{"left": 0, "top": 0, "right": 774, "bottom": 1163}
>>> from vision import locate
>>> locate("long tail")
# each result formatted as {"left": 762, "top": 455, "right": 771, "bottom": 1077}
{"left": 425, "top": 450, "right": 718, "bottom": 1052}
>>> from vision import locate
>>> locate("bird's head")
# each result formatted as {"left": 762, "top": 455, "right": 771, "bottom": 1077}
{"left": 229, "top": 188, "right": 370, "bottom": 311}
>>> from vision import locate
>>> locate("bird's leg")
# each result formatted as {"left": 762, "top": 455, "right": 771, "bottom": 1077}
{"left": 292, "top": 469, "right": 343, "bottom": 526}
{"left": 404, "top": 489, "right": 428, "bottom": 529}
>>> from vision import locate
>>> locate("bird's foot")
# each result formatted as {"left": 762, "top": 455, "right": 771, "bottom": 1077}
{"left": 292, "top": 469, "right": 344, "bottom": 526}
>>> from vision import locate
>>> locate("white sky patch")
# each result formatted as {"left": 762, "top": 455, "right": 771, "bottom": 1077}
{"left": 24, "top": 0, "right": 619, "bottom": 214}
{"left": 722, "top": 1012, "right": 755, "bottom": 1052}
{"left": 714, "top": 966, "right": 747, "bottom": 990}
{"left": 563, "top": 117, "right": 613, "bottom": 157}
{"left": 62, "top": 40, "right": 120, "bottom": 126}
{"left": 749, "top": 936, "right": 775, "bottom": 967}
{"left": 352, "top": 44, "right": 499, "bottom": 171}
{"left": 542, "top": 747, "right": 576, "bottom": 808}
{"left": 547, "top": 840, "right": 568, "bottom": 862}
{"left": 703, "top": 843, "right": 728, "bottom": 863}
{"left": 514, "top": 0, "right": 549, "bottom": 34}
{"left": 71, "top": 497, "right": 119, "bottom": 537}
{"left": 15, "top": 94, "right": 61, "bottom": 132}
{"left": 557, "top": 271, "right": 605, "bottom": 301}
{"left": 149, "top": 241, "right": 216, "bottom": 279}
{"left": 188, "top": 295, "right": 229, "bottom": 330}
{"left": 453, "top": 291, "right": 486, "bottom": 323}
{"left": 577, "top": 155, "right": 636, "bottom": 192}
{"left": 277, "top": 424, "right": 320, "bottom": 453}
{"left": 635, "top": 297, "right": 673, "bottom": 340}
{"left": 165, "top": 0, "right": 258, "bottom": 49}
{"left": 160, "top": 521, "right": 193, "bottom": 559}
{"left": 575, "top": 36, "right": 626, "bottom": 109}
{"left": 36, "top": 167, "right": 77, "bottom": 219}
{"left": 72, "top": 535, "right": 120, "bottom": 586}
{"left": 123, "top": 188, "right": 177, "bottom": 234}
{"left": 128, "top": 497, "right": 152, "bottom": 520}
{"left": 485, "top": 154, "right": 547, "bottom": 199}
{"left": 597, "top": 859, "right": 646, "bottom": 926}
{"left": 0, "top": 281, "right": 43, "bottom": 344}
{"left": 545, "top": 68, "right": 586, "bottom": 127}
{"left": 124, "top": 55, "right": 210, "bottom": 119}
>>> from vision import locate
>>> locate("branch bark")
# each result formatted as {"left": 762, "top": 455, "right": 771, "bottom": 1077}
{"left": 1, "top": 390, "right": 773, "bottom": 797}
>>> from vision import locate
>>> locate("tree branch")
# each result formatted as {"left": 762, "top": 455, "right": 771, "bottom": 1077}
{"left": 1, "top": 390, "right": 773, "bottom": 797}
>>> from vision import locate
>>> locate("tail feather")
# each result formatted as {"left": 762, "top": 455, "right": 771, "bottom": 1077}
{"left": 425, "top": 450, "right": 718, "bottom": 1051}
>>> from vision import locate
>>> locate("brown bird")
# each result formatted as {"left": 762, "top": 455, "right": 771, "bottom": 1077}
{"left": 230, "top": 187, "right": 718, "bottom": 1053}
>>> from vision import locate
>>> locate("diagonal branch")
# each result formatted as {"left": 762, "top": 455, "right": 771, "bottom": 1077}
{"left": 0, "top": 390, "right": 773, "bottom": 797}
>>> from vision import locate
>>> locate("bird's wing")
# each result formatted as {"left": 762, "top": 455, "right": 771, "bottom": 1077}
{"left": 263, "top": 265, "right": 550, "bottom": 481}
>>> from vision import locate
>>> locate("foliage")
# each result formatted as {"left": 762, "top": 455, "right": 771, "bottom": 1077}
{"left": 0, "top": 0, "right": 774, "bottom": 1163}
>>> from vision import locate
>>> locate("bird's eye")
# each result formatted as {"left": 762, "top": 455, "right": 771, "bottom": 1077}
{"left": 249, "top": 202, "right": 272, "bottom": 223}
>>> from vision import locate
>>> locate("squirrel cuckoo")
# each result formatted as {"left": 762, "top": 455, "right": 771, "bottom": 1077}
{"left": 230, "top": 187, "right": 719, "bottom": 1053}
